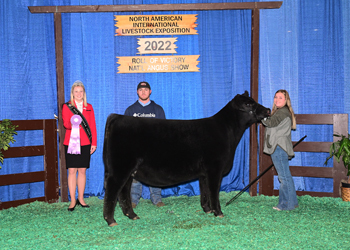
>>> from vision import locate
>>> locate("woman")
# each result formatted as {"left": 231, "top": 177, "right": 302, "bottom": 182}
{"left": 62, "top": 80, "right": 97, "bottom": 211}
{"left": 262, "top": 89, "right": 298, "bottom": 211}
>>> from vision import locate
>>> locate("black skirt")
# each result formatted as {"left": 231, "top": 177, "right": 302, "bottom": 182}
{"left": 64, "top": 145, "right": 91, "bottom": 169}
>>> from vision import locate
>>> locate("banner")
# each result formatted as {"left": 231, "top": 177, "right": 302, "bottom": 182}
{"left": 115, "top": 14, "right": 198, "bottom": 36}
{"left": 117, "top": 55, "right": 200, "bottom": 73}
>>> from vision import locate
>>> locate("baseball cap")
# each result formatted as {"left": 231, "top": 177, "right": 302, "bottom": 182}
{"left": 137, "top": 81, "right": 151, "bottom": 90}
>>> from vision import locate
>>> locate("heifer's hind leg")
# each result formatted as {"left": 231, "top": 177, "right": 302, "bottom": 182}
{"left": 199, "top": 176, "right": 211, "bottom": 213}
{"left": 103, "top": 174, "right": 120, "bottom": 226}
{"left": 104, "top": 172, "right": 134, "bottom": 226}
{"left": 118, "top": 176, "right": 139, "bottom": 220}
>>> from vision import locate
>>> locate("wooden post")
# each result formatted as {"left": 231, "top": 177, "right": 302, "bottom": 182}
{"left": 43, "top": 119, "right": 59, "bottom": 203}
{"left": 54, "top": 13, "right": 68, "bottom": 202}
{"left": 249, "top": 7, "right": 260, "bottom": 196}
{"left": 333, "top": 114, "right": 349, "bottom": 197}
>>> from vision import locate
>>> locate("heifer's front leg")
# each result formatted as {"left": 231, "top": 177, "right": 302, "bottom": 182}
{"left": 118, "top": 176, "right": 139, "bottom": 220}
{"left": 206, "top": 172, "right": 224, "bottom": 217}
{"left": 199, "top": 176, "right": 211, "bottom": 213}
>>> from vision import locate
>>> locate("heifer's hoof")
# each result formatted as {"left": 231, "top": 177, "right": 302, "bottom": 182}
{"left": 126, "top": 212, "right": 139, "bottom": 220}
{"left": 217, "top": 214, "right": 224, "bottom": 218}
{"left": 105, "top": 217, "right": 117, "bottom": 226}
{"left": 108, "top": 222, "right": 118, "bottom": 227}
{"left": 202, "top": 205, "right": 211, "bottom": 213}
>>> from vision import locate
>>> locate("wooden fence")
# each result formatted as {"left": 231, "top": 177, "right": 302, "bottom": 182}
{"left": 257, "top": 114, "right": 348, "bottom": 197}
{"left": 0, "top": 119, "right": 59, "bottom": 210}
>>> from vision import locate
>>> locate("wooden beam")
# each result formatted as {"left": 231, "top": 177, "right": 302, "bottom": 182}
{"left": 3, "top": 146, "right": 44, "bottom": 158}
{"left": 289, "top": 166, "right": 333, "bottom": 178}
{"left": 28, "top": 2, "right": 282, "bottom": 13}
{"left": 0, "top": 171, "right": 45, "bottom": 186}
{"left": 6, "top": 119, "right": 45, "bottom": 130}
{"left": 292, "top": 141, "right": 332, "bottom": 153}
{"left": 295, "top": 114, "right": 334, "bottom": 125}
{"left": 0, "top": 197, "right": 46, "bottom": 210}
{"left": 282, "top": 190, "right": 333, "bottom": 197}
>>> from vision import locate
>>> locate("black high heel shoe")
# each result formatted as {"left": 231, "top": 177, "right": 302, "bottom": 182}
{"left": 67, "top": 201, "right": 77, "bottom": 212}
{"left": 77, "top": 199, "right": 90, "bottom": 208}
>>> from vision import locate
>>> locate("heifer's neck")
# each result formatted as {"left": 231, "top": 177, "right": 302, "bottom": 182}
{"left": 215, "top": 104, "right": 254, "bottom": 146}
{"left": 232, "top": 112, "right": 252, "bottom": 141}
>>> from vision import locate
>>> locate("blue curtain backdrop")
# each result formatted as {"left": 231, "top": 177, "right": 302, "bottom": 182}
{"left": 259, "top": 0, "right": 347, "bottom": 193}
{"left": 0, "top": 0, "right": 349, "bottom": 202}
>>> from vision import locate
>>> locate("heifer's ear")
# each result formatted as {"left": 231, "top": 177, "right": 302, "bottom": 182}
{"left": 243, "top": 91, "right": 249, "bottom": 97}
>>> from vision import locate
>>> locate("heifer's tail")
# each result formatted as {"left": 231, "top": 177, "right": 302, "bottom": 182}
{"left": 103, "top": 114, "right": 115, "bottom": 189}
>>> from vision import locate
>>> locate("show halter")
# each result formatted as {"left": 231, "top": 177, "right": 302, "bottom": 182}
{"left": 67, "top": 115, "right": 82, "bottom": 154}
{"left": 238, "top": 103, "right": 258, "bottom": 119}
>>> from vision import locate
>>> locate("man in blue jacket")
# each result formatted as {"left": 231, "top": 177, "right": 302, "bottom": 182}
{"left": 124, "top": 81, "right": 166, "bottom": 208}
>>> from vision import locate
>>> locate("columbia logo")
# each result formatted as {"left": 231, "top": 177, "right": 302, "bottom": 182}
{"left": 133, "top": 113, "right": 156, "bottom": 118}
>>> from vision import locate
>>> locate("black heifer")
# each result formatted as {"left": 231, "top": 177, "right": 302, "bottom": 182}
{"left": 103, "top": 91, "right": 270, "bottom": 226}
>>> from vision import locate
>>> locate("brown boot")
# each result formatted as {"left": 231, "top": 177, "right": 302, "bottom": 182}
{"left": 156, "top": 202, "right": 165, "bottom": 207}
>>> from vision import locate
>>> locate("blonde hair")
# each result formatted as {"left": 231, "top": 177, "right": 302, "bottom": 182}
{"left": 271, "top": 89, "right": 296, "bottom": 130}
{"left": 70, "top": 80, "right": 87, "bottom": 107}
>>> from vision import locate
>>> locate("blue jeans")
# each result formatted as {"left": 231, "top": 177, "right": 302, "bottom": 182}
{"left": 271, "top": 146, "right": 299, "bottom": 210}
{"left": 131, "top": 179, "right": 162, "bottom": 205}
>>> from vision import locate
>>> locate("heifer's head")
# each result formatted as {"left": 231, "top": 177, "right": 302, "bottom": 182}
{"left": 233, "top": 91, "right": 270, "bottom": 124}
